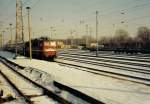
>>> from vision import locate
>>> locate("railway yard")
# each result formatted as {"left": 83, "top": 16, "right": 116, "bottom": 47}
{"left": 0, "top": 50, "right": 150, "bottom": 104}
{"left": 1, "top": 0, "right": 150, "bottom": 104}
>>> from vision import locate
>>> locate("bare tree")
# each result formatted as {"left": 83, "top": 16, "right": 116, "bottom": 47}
{"left": 136, "top": 26, "right": 150, "bottom": 49}
{"left": 113, "top": 29, "right": 130, "bottom": 48}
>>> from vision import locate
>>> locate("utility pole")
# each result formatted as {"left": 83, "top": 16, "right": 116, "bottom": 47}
{"left": 53, "top": 29, "right": 56, "bottom": 40}
{"left": 70, "top": 30, "right": 73, "bottom": 46}
{"left": 26, "top": 7, "right": 32, "bottom": 60}
{"left": 9, "top": 23, "right": 13, "bottom": 45}
{"left": 50, "top": 27, "right": 53, "bottom": 40}
{"left": 79, "top": 19, "right": 84, "bottom": 38}
{"left": 96, "top": 11, "right": 99, "bottom": 56}
{"left": 89, "top": 27, "right": 92, "bottom": 45}
{"left": 2, "top": 31, "right": 5, "bottom": 49}
{"left": 85, "top": 24, "right": 89, "bottom": 48}
{"left": 0, "top": 33, "right": 2, "bottom": 49}
{"left": 21, "top": 0, "right": 25, "bottom": 56}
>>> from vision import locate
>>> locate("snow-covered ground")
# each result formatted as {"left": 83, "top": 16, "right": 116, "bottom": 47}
{"left": 0, "top": 51, "right": 150, "bottom": 104}
{"left": 0, "top": 62, "right": 57, "bottom": 104}
{"left": 0, "top": 74, "right": 16, "bottom": 98}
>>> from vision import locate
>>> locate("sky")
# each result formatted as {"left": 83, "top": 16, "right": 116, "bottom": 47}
{"left": 0, "top": 0, "right": 150, "bottom": 43}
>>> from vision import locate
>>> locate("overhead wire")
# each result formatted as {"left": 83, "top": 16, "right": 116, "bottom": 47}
{"left": 56, "top": 0, "right": 150, "bottom": 38}
{"left": 101, "top": 1, "right": 150, "bottom": 17}
{"left": 2, "top": 0, "right": 150, "bottom": 38}
{"left": 27, "top": 0, "right": 150, "bottom": 38}
{"left": 97, "top": 1, "right": 150, "bottom": 34}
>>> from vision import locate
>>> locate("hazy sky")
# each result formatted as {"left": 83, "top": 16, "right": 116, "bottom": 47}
{"left": 0, "top": 0, "right": 150, "bottom": 42}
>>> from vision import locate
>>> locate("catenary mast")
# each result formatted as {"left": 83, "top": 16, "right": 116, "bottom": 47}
{"left": 15, "top": 0, "right": 24, "bottom": 57}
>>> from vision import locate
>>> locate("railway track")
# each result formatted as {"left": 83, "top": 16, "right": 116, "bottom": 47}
{"left": 58, "top": 54, "right": 150, "bottom": 72}
{"left": 0, "top": 58, "right": 70, "bottom": 104}
{"left": 58, "top": 51, "right": 150, "bottom": 72}
{"left": 56, "top": 59, "right": 150, "bottom": 86}
{"left": 0, "top": 56, "right": 104, "bottom": 104}
{"left": 59, "top": 52, "right": 150, "bottom": 65}
{"left": 0, "top": 70, "right": 33, "bottom": 104}
{"left": 58, "top": 56, "right": 150, "bottom": 74}
{"left": 56, "top": 53, "right": 150, "bottom": 86}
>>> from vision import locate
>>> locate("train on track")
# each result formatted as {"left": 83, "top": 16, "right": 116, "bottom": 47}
{"left": 4, "top": 37, "right": 57, "bottom": 61}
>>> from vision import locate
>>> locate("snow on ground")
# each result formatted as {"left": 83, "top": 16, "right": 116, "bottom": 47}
{"left": 0, "top": 63, "right": 43, "bottom": 96}
{"left": 31, "top": 96, "right": 58, "bottom": 104}
{"left": 0, "top": 51, "right": 150, "bottom": 104}
{"left": 0, "top": 75, "right": 16, "bottom": 98}
{"left": 0, "top": 53, "right": 58, "bottom": 104}
{"left": 0, "top": 64, "right": 26, "bottom": 104}
{"left": 3, "top": 99, "right": 26, "bottom": 104}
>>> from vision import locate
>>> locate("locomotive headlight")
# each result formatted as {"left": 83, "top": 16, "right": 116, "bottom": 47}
{"left": 44, "top": 48, "right": 56, "bottom": 52}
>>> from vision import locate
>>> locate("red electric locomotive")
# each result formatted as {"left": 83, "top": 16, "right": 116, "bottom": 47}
{"left": 25, "top": 37, "right": 57, "bottom": 60}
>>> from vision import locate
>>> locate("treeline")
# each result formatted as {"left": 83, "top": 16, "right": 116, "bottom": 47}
{"left": 99, "top": 26, "right": 150, "bottom": 50}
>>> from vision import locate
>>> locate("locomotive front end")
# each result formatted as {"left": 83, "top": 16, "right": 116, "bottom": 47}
{"left": 43, "top": 41, "right": 57, "bottom": 60}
